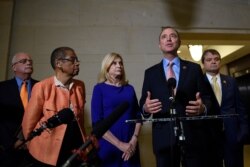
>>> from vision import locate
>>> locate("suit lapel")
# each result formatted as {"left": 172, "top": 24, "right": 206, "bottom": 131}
{"left": 158, "top": 61, "right": 169, "bottom": 96}
{"left": 220, "top": 75, "right": 228, "bottom": 106}
{"left": 176, "top": 60, "right": 188, "bottom": 94}
{"left": 159, "top": 61, "right": 167, "bottom": 83}
{"left": 30, "top": 78, "right": 38, "bottom": 87}
{"left": 10, "top": 78, "right": 37, "bottom": 108}
{"left": 10, "top": 78, "right": 24, "bottom": 108}
{"left": 204, "top": 75, "right": 221, "bottom": 113}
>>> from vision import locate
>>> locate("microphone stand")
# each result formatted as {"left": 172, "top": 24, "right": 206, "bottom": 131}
{"left": 61, "top": 140, "right": 92, "bottom": 167}
{"left": 178, "top": 119, "right": 186, "bottom": 167}
{"left": 169, "top": 87, "right": 186, "bottom": 167}
{"left": 62, "top": 136, "right": 100, "bottom": 167}
{"left": 169, "top": 90, "right": 177, "bottom": 167}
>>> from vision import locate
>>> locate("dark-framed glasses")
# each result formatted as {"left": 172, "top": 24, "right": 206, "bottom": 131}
{"left": 12, "top": 59, "right": 33, "bottom": 66}
{"left": 59, "top": 57, "right": 80, "bottom": 64}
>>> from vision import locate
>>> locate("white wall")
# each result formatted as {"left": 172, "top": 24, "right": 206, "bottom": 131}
{"left": 0, "top": 0, "right": 13, "bottom": 80}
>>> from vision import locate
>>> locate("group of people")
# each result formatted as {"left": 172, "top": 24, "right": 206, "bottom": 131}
{"left": 0, "top": 27, "right": 248, "bottom": 167}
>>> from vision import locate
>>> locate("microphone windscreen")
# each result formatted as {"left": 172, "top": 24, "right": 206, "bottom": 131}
{"left": 92, "top": 102, "right": 129, "bottom": 139}
{"left": 167, "top": 78, "right": 176, "bottom": 89}
{"left": 47, "top": 108, "right": 74, "bottom": 128}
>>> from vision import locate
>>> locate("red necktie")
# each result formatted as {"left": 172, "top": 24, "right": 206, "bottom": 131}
{"left": 20, "top": 81, "right": 28, "bottom": 109}
{"left": 167, "top": 61, "right": 176, "bottom": 95}
{"left": 167, "top": 61, "right": 175, "bottom": 80}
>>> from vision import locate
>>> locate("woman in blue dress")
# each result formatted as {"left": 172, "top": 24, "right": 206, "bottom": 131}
{"left": 91, "top": 52, "right": 142, "bottom": 167}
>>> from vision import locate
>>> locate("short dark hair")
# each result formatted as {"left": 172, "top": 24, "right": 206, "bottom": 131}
{"left": 201, "top": 49, "right": 221, "bottom": 64}
{"left": 159, "top": 26, "right": 180, "bottom": 41}
{"left": 50, "top": 47, "right": 75, "bottom": 69}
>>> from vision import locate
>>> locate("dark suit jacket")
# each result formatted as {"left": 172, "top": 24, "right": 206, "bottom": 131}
{"left": 140, "top": 59, "right": 211, "bottom": 156}
{"left": 204, "top": 74, "right": 249, "bottom": 167}
{"left": 0, "top": 78, "right": 38, "bottom": 152}
{"left": 204, "top": 74, "right": 249, "bottom": 144}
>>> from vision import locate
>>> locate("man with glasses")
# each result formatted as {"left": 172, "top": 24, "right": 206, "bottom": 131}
{"left": 22, "top": 47, "right": 87, "bottom": 166}
{"left": 0, "top": 52, "right": 38, "bottom": 166}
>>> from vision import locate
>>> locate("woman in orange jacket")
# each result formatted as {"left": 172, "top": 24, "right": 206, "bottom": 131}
{"left": 22, "top": 47, "right": 87, "bottom": 166}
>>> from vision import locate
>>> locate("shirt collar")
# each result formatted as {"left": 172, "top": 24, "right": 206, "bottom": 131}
{"left": 206, "top": 73, "right": 220, "bottom": 83}
{"left": 15, "top": 76, "right": 31, "bottom": 87}
{"left": 163, "top": 56, "right": 180, "bottom": 68}
{"left": 54, "top": 76, "right": 74, "bottom": 90}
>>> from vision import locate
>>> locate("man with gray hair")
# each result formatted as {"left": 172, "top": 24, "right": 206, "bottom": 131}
{"left": 0, "top": 52, "right": 38, "bottom": 167}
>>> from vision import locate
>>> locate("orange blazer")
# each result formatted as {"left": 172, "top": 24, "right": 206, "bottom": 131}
{"left": 22, "top": 76, "right": 87, "bottom": 166}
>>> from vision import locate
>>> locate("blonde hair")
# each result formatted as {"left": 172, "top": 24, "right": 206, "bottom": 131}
{"left": 98, "top": 52, "right": 128, "bottom": 85}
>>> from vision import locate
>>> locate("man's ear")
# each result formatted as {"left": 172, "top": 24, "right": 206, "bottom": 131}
{"left": 12, "top": 65, "right": 17, "bottom": 72}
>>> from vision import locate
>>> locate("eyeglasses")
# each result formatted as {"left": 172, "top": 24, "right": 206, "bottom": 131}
{"left": 59, "top": 57, "right": 80, "bottom": 64}
{"left": 12, "top": 59, "right": 33, "bottom": 66}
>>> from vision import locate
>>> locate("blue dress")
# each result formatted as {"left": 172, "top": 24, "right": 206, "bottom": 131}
{"left": 91, "top": 82, "right": 141, "bottom": 167}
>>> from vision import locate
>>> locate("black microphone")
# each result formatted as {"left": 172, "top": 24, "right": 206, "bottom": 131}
{"left": 167, "top": 78, "right": 176, "bottom": 99}
{"left": 46, "top": 108, "right": 75, "bottom": 128}
{"left": 62, "top": 102, "right": 129, "bottom": 167}
{"left": 92, "top": 101, "right": 129, "bottom": 139}
{"left": 28, "top": 108, "right": 74, "bottom": 140}
{"left": 167, "top": 77, "right": 176, "bottom": 90}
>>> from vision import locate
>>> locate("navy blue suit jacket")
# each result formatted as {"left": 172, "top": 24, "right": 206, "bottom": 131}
{"left": 140, "top": 59, "right": 211, "bottom": 155}
{"left": 204, "top": 74, "right": 249, "bottom": 143}
{"left": 0, "top": 78, "right": 38, "bottom": 151}
{"left": 204, "top": 74, "right": 249, "bottom": 167}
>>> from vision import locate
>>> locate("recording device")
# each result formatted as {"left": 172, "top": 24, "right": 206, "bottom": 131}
{"left": 92, "top": 101, "right": 129, "bottom": 139}
{"left": 167, "top": 77, "right": 176, "bottom": 99}
{"left": 27, "top": 108, "right": 74, "bottom": 140}
{"left": 62, "top": 101, "right": 129, "bottom": 167}
{"left": 167, "top": 78, "right": 185, "bottom": 141}
{"left": 167, "top": 77, "right": 179, "bottom": 138}
{"left": 168, "top": 78, "right": 177, "bottom": 115}
{"left": 15, "top": 108, "right": 75, "bottom": 150}
{"left": 167, "top": 77, "right": 176, "bottom": 89}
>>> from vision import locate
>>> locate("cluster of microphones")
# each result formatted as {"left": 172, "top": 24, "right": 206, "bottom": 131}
{"left": 18, "top": 101, "right": 129, "bottom": 167}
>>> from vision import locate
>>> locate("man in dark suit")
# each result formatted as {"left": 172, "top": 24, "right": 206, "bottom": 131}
{"left": 139, "top": 26, "right": 211, "bottom": 167}
{"left": 202, "top": 49, "right": 249, "bottom": 167}
{"left": 0, "top": 52, "right": 38, "bottom": 167}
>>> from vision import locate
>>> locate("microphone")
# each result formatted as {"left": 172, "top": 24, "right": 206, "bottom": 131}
{"left": 62, "top": 102, "right": 129, "bottom": 167}
{"left": 28, "top": 108, "right": 74, "bottom": 140}
{"left": 167, "top": 78, "right": 176, "bottom": 90}
{"left": 46, "top": 108, "right": 75, "bottom": 128}
{"left": 167, "top": 78, "right": 185, "bottom": 141}
{"left": 92, "top": 101, "right": 129, "bottom": 139}
{"left": 167, "top": 78, "right": 176, "bottom": 100}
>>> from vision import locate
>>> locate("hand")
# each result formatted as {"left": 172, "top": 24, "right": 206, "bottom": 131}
{"left": 185, "top": 92, "right": 205, "bottom": 116}
{"left": 122, "top": 136, "right": 138, "bottom": 161}
{"left": 122, "top": 144, "right": 133, "bottom": 161}
{"left": 116, "top": 141, "right": 132, "bottom": 161}
{"left": 143, "top": 91, "right": 162, "bottom": 114}
{"left": 128, "top": 135, "right": 137, "bottom": 155}
{"left": 117, "top": 141, "right": 131, "bottom": 153}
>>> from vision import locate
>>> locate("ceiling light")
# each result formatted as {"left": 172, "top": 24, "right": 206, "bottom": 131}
{"left": 188, "top": 45, "right": 203, "bottom": 61}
